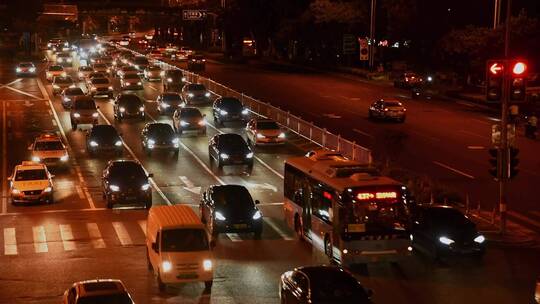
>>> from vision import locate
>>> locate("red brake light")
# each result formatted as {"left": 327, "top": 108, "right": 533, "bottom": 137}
{"left": 323, "top": 191, "right": 332, "bottom": 200}
{"left": 512, "top": 62, "right": 526, "bottom": 75}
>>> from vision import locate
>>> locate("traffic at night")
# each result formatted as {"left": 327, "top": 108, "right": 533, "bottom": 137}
{"left": 0, "top": 0, "right": 539, "bottom": 303}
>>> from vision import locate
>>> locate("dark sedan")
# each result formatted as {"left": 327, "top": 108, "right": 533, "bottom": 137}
{"left": 86, "top": 125, "right": 123, "bottom": 156}
{"left": 156, "top": 92, "right": 185, "bottom": 115}
{"left": 212, "top": 97, "right": 249, "bottom": 125}
{"left": 60, "top": 87, "right": 85, "bottom": 109}
{"left": 140, "top": 123, "right": 179, "bottom": 156}
{"left": 280, "top": 266, "right": 373, "bottom": 304}
{"left": 200, "top": 185, "right": 262, "bottom": 237}
{"left": 411, "top": 205, "right": 486, "bottom": 261}
{"left": 113, "top": 94, "right": 145, "bottom": 121}
{"left": 172, "top": 107, "right": 206, "bottom": 135}
{"left": 208, "top": 133, "right": 253, "bottom": 171}
{"left": 162, "top": 70, "right": 186, "bottom": 91}
{"left": 101, "top": 160, "right": 152, "bottom": 209}
{"left": 368, "top": 99, "right": 406, "bottom": 122}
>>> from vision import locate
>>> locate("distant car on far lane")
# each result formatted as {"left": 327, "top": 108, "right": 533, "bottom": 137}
{"left": 394, "top": 72, "right": 423, "bottom": 88}
{"left": 16, "top": 62, "right": 36, "bottom": 76}
{"left": 368, "top": 99, "right": 406, "bottom": 122}
{"left": 62, "top": 279, "right": 135, "bottom": 304}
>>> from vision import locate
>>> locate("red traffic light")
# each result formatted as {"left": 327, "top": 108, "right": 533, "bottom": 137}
{"left": 512, "top": 62, "right": 526, "bottom": 75}
{"left": 489, "top": 62, "right": 503, "bottom": 75}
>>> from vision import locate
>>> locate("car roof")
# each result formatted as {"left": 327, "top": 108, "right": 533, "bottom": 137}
{"left": 16, "top": 161, "right": 47, "bottom": 171}
{"left": 35, "top": 133, "right": 62, "bottom": 142}
{"left": 74, "top": 279, "right": 127, "bottom": 297}
{"left": 19, "top": 62, "right": 34, "bottom": 66}
{"left": 48, "top": 65, "right": 63, "bottom": 70}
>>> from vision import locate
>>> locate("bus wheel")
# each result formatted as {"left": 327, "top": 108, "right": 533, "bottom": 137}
{"left": 324, "top": 236, "right": 333, "bottom": 262}
{"left": 294, "top": 216, "right": 303, "bottom": 240}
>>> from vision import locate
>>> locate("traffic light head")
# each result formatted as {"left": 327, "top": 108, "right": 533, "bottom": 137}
{"left": 512, "top": 61, "right": 526, "bottom": 75}
{"left": 486, "top": 60, "right": 504, "bottom": 101}
{"left": 510, "top": 60, "right": 528, "bottom": 101}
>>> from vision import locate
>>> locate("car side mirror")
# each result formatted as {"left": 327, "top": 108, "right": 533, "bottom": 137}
{"left": 151, "top": 242, "right": 159, "bottom": 252}
{"left": 148, "top": 173, "right": 154, "bottom": 178}
{"left": 255, "top": 200, "right": 260, "bottom": 205}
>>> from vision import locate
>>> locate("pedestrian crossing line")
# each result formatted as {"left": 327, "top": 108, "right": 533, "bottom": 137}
{"left": 32, "top": 226, "right": 48, "bottom": 253}
{"left": 59, "top": 224, "right": 76, "bottom": 251}
{"left": 112, "top": 222, "right": 133, "bottom": 246}
{"left": 86, "top": 223, "right": 106, "bottom": 249}
{"left": 226, "top": 233, "right": 242, "bottom": 242}
{"left": 138, "top": 220, "right": 147, "bottom": 236}
{"left": 4, "top": 228, "right": 17, "bottom": 255}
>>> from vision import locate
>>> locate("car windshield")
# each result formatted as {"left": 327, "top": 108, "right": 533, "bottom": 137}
{"left": 181, "top": 108, "right": 202, "bottom": 118}
{"left": 187, "top": 84, "right": 205, "bottom": 91}
{"left": 66, "top": 88, "right": 84, "bottom": 95}
{"left": 109, "top": 162, "right": 146, "bottom": 178}
{"left": 92, "top": 78, "right": 109, "bottom": 84}
{"left": 55, "top": 77, "right": 72, "bottom": 84}
{"left": 77, "top": 294, "right": 133, "bottom": 304}
{"left": 212, "top": 186, "right": 253, "bottom": 209}
{"left": 308, "top": 270, "right": 368, "bottom": 302}
{"left": 34, "top": 141, "right": 63, "bottom": 151}
{"left": 257, "top": 121, "right": 279, "bottom": 130}
{"left": 220, "top": 98, "right": 242, "bottom": 110}
{"left": 74, "top": 99, "right": 96, "bottom": 109}
{"left": 426, "top": 208, "right": 470, "bottom": 228}
{"left": 384, "top": 101, "right": 402, "bottom": 107}
{"left": 147, "top": 124, "right": 173, "bottom": 137}
{"left": 20, "top": 63, "right": 33, "bottom": 67}
{"left": 91, "top": 126, "right": 117, "bottom": 138}
{"left": 15, "top": 169, "right": 47, "bottom": 181}
{"left": 162, "top": 94, "right": 181, "bottom": 101}
{"left": 218, "top": 134, "right": 246, "bottom": 148}
{"left": 118, "top": 96, "right": 141, "bottom": 105}
{"left": 49, "top": 66, "right": 63, "bottom": 71}
{"left": 161, "top": 228, "right": 209, "bottom": 252}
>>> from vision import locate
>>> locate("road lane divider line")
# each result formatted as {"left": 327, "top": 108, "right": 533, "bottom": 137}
{"left": 97, "top": 109, "right": 172, "bottom": 206}
{"left": 37, "top": 78, "right": 96, "bottom": 209}
{"left": 32, "top": 226, "right": 48, "bottom": 253}
{"left": 508, "top": 211, "right": 540, "bottom": 230}
{"left": 467, "top": 146, "right": 485, "bottom": 150}
{"left": 3, "top": 85, "right": 43, "bottom": 100}
{"left": 86, "top": 223, "right": 106, "bottom": 249}
{"left": 3, "top": 228, "right": 17, "bottom": 255}
{"left": 112, "top": 222, "right": 133, "bottom": 246}
{"left": 2, "top": 100, "right": 7, "bottom": 214}
{"left": 59, "top": 224, "right": 76, "bottom": 251}
{"left": 264, "top": 217, "right": 294, "bottom": 241}
{"left": 0, "top": 79, "right": 22, "bottom": 89}
{"left": 352, "top": 128, "right": 374, "bottom": 138}
{"left": 225, "top": 233, "right": 242, "bottom": 242}
{"left": 138, "top": 220, "right": 147, "bottom": 236}
{"left": 75, "top": 185, "right": 85, "bottom": 199}
{"left": 432, "top": 161, "right": 475, "bottom": 180}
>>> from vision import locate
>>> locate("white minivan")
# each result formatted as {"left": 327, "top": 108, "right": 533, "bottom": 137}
{"left": 146, "top": 205, "right": 214, "bottom": 291}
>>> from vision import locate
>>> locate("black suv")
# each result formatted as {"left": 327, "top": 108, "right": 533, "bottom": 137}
{"left": 200, "top": 185, "right": 262, "bottom": 237}
{"left": 208, "top": 133, "right": 253, "bottom": 171}
{"left": 187, "top": 54, "right": 206, "bottom": 71}
{"left": 156, "top": 92, "right": 184, "bottom": 115}
{"left": 86, "top": 125, "right": 123, "bottom": 156}
{"left": 113, "top": 94, "right": 145, "bottom": 121}
{"left": 101, "top": 160, "right": 153, "bottom": 209}
{"left": 140, "top": 123, "right": 179, "bottom": 156}
{"left": 172, "top": 107, "right": 206, "bottom": 135}
{"left": 212, "top": 97, "right": 249, "bottom": 125}
{"left": 162, "top": 70, "right": 186, "bottom": 91}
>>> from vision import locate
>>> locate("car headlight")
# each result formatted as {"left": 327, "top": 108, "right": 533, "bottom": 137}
{"left": 32, "top": 156, "right": 41, "bottom": 162}
{"left": 162, "top": 261, "right": 172, "bottom": 272}
{"left": 78, "top": 72, "right": 84, "bottom": 77}
{"left": 134, "top": 65, "right": 139, "bottom": 69}
{"left": 215, "top": 211, "right": 226, "bottom": 221}
{"left": 89, "top": 141, "right": 98, "bottom": 147}
{"left": 203, "top": 259, "right": 213, "bottom": 271}
{"left": 473, "top": 235, "right": 485, "bottom": 244}
{"left": 29, "top": 67, "right": 36, "bottom": 72}
{"left": 63, "top": 97, "right": 71, "bottom": 102}
{"left": 91, "top": 86, "right": 97, "bottom": 91}
{"left": 439, "top": 236, "right": 454, "bottom": 245}
{"left": 109, "top": 185, "right": 120, "bottom": 192}
{"left": 108, "top": 86, "right": 113, "bottom": 90}
{"left": 46, "top": 72, "right": 51, "bottom": 77}
{"left": 180, "top": 120, "right": 188, "bottom": 126}
{"left": 198, "top": 120, "right": 206, "bottom": 126}
{"left": 256, "top": 133, "right": 265, "bottom": 139}
{"left": 141, "top": 183, "right": 151, "bottom": 191}
{"left": 11, "top": 188, "right": 20, "bottom": 195}
{"left": 60, "top": 155, "right": 69, "bottom": 161}
{"left": 139, "top": 106, "right": 145, "bottom": 112}
{"left": 53, "top": 84, "right": 60, "bottom": 89}
{"left": 92, "top": 112, "right": 99, "bottom": 118}
{"left": 148, "top": 139, "right": 155, "bottom": 145}
{"left": 16, "top": 67, "right": 21, "bottom": 72}
{"left": 219, "top": 110, "right": 228, "bottom": 116}
{"left": 119, "top": 107, "right": 126, "bottom": 112}
{"left": 137, "top": 81, "right": 142, "bottom": 85}
{"left": 172, "top": 138, "right": 179, "bottom": 144}
{"left": 106, "top": 68, "right": 111, "bottom": 73}
{"left": 73, "top": 113, "right": 81, "bottom": 118}
{"left": 161, "top": 103, "right": 170, "bottom": 108}
{"left": 188, "top": 93, "right": 194, "bottom": 98}
{"left": 181, "top": 77, "right": 187, "bottom": 82}
{"left": 252, "top": 210, "right": 262, "bottom": 220}
{"left": 242, "top": 109, "right": 249, "bottom": 115}
{"left": 43, "top": 187, "right": 52, "bottom": 193}
{"left": 205, "top": 92, "right": 211, "bottom": 97}
{"left": 115, "top": 140, "right": 122, "bottom": 147}
{"left": 246, "top": 152, "right": 254, "bottom": 158}
{"left": 61, "top": 72, "right": 67, "bottom": 77}
{"left": 124, "top": 82, "right": 131, "bottom": 86}
{"left": 220, "top": 153, "right": 229, "bottom": 160}
{"left": 160, "top": 71, "right": 165, "bottom": 76}
{"left": 167, "top": 78, "right": 172, "bottom": 82}
{"left": 278, "top": 132, "right": 286, "bottom": 139}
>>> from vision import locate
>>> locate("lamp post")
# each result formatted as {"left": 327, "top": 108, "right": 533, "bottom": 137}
{"left": 369, "top": 0, "right": 376, "bottom": 70}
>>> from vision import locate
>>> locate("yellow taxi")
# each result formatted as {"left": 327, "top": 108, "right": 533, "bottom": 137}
{"left": 29, "top": 133, "right": 69, "bottom": 167}
{"left": 8, "top": 161, "right": 54, "bottom": 205}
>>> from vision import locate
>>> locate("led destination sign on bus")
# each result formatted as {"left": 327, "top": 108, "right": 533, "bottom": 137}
{"left": 356, "top": 191, "right": 398, "bottom": 200}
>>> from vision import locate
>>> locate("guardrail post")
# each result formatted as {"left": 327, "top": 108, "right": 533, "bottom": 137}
{"left": 309, "top": 123, "right": 313, "bottom": 140}
{"left": 337, "top": 134, "right": 341, "bottom": 151}
{"left": 352, "top": 141, "right": 356, "bottom": 160}
{"left": 241, "top": 93, "right": 244, "bottom": 103}
{"left": 322, "top": 128, "right": 327, "bottom": 147}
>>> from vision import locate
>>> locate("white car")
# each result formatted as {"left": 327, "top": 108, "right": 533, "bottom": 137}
{"left": 46, "top": 65, "right": 66, "bottom": 82}
{"left": 245, "top": 118, "right": 286, "bottom": 146}
{"left": 9, "top": 161, "right": 54, "bottom": 205}
{"left": 62, "top": 279, "right": 134, "bottom": 304}
{"left": 29, "top": 133, "right": 69, "bottom": 167}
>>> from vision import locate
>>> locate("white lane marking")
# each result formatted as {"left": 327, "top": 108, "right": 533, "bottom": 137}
{"left": 432, "top": 161, "right": 475, "bottom": 179}
{"left": 32, "top": 226, "right": 48, "bottom": 253}
{"left": 3, "top": 85, "right": 43, "bottom": 100}
{"left": 4, "top": 228, "right": 17, "bottom": 255}
{"left": 459, "top": 130, "right": 489, "bottom": 139}
{"left": 353, "top": 128, "right": 374, "bottom": 138}
{"left": 0, "top": 79, "right": 22, "bottom": 88}
{"left": 487, "top": 117, "right": 501, "bottom": 122}
{"left": 226, "top": 233, "right": 242, "bottom": 242}
{"left": 245, "top": 182, "right": 278, "bottom": 192}
{"left": 37, "top": 79, "right": 96, "bottom": 209}
{"left": 59, "top": 224, "right": 76, "bottom": 251}
{"left": 138, "top": 220, "right": 147, "bottom": 236}
{"left": 456, "top": 101, "right": 478, "bottom": 108}
{"left": 1, "top": 101, "right": 7, "bottom": 214}
{"left": 75, "top": 185, "right": 85, "bottom": 199}
{"left": 467, "top": 146, "right": 485, "bottom": 150}
{"left": 112, "top": 222, "right": 133, "bottom": 246}
{"left": 205, "top": 121, "right": 285, "bottom": 179}
{"left": 96, "top": 109, "right": 172, "bottom": 206}
{"left": 87, "top": 223, "right": 106, "bottom": 249}
{"left": 508, "top": 211, "right": 540, "bottom": 229}
{"left": 264, "top": 217, "right": 294, "bottom": 241}
{"left": 472, "top": 118, "right": 491, "bottom": 126}
{"left": 147, "top": 85, "right": 158, "bottom": 91}
{"left": 179, "top": 176, "right": 201, "bottom": 194}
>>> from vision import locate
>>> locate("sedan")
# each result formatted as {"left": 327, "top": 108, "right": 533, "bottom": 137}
{"left": 246, "top": 118, "right": 286, "bottom": 146}
{"left": 172, "top": 107, "right": 206, "bottom": 135}
{"left": 156, "top": 92, "right": 185, "bottom": 115}
{"left": 52, "top": 76, "right": 75, "bottom": 95}
{"left": 86, "top": 125, "right": 123, "bottom": 156}
{"left": 208, "top": 133, "right": 253, "bottom": 171}
{"left": 140, "top": 123, "right": 179, "bottom": 156}
{"left": 60, "top": 87, "right": 85, "bottom": 109}
{"left": 368, "top": 99, "right": 406, "bottom": 122}
{"left": 120, "top": 74, "right": 143, "bottom": 90}
{"left": 143, "top": 65, "right": 164, "bottom": 81}
{"left": 200, "top": 185, "right": 262, "bottom": 237}
{"left": 411, "top": 205, "right": 486, "bottom": 261}
{"left": 280, "top": 266, "right": 373, "bottom": 304}
{"left": 46, "top": 65, "right": 66, "bottom": 82}
{"left": 212, "top": 97, "right": 249, "bottom": 126}
{"left": 62, "top": 279, "right": 135, "bottom": 304}
{"left": 102, "top": 160, "right": 152, "bottom": 209}
{"left": 116, "top": 66, "right": 138, "bottom": 78}
{"left": 16, "top": 62, "right": 37, "bottom": 77}
{"left": 113, "top": 94, "right": 145, "bottom": 121}
{"left": 77, "top": 66, "right": 94, "bottom": 80}
{"left": 92, "top": 63, "right": 110, "bottom": 75}
{"left": 181, "top": 83, "right": 211, "bottom": 106}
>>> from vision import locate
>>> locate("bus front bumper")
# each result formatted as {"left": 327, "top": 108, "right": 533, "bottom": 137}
{"left": 340, "top": 239, "right": 412, "bottom": 264}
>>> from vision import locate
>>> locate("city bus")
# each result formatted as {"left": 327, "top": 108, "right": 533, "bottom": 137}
{"left": 283, "top": 150, "right": 413, "bottom": 266}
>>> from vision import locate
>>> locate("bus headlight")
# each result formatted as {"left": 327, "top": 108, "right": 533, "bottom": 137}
{"left": 203, "top": 259, "right": 213, "bottom": 271}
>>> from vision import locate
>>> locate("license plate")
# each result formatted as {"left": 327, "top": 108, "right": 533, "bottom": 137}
{"left": 125, "top": 196, "right": 136, "bottom": 201}
{"left": 233, "top": 224, "right": 248, "bottom": 229}
{"left": 348, "top": 224, "right": 366, "bottom": 233}
{"left": 177, "top": 273, "right": 198, "bottom": 279}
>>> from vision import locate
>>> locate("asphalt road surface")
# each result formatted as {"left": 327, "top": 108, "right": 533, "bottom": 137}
{"left": 0, "top": 52, "right": 538, "bottom": 303}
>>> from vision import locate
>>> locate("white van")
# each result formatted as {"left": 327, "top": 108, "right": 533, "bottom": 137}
{"left": 146, "top": 205, "right": 214, "bottom": 291}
